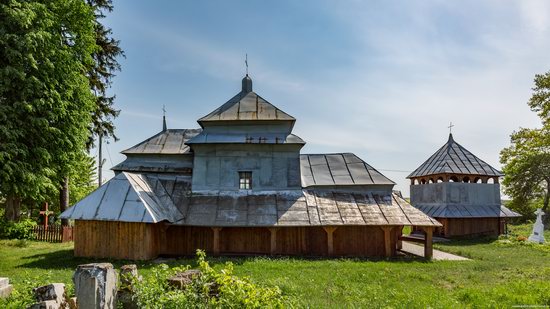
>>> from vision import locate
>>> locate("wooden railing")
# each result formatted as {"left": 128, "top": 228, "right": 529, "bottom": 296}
{"left": 33, "top": 226, "right": 74, "bottom": 243}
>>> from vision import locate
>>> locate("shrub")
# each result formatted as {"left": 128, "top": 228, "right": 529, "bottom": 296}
{"left": 131, "top": 251, "right": 291, "bottom": 308}
{"left": 0, "top": 217, "right": 37, "bottom": 240}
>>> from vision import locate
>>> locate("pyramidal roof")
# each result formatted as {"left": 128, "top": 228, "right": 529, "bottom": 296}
{"left": 407, "top": 134, "right": 503, "bottom": 178}
{"left": 197, "top": 75, "right": 295, "bottom": 125}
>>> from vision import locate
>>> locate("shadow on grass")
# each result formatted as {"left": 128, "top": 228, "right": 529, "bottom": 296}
{"left": 18, "top": 248, "right": 431, "bottom": 272}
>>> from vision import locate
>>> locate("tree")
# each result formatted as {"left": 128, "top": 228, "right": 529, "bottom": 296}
{"left": 58, "top": 0, "right": 124, "bottom": 223}
{"left": 501, "top": 70, "right": 550, "bottom": 224}
{"left": 0, "top": 0, "right": 97, "bottom": 221}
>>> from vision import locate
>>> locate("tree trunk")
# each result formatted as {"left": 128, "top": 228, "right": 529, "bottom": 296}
{"left": 543, "top": 180, "right": 550, "bottom": 226}
{"left": 60, "top": 176, "right": 69, "bottom": 226}
{"left": 4, "top": 195, "right": 21, "bottom": 222}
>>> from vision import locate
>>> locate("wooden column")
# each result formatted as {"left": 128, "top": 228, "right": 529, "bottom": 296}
{"left": 396, "top": 226, "right": 404, "bottom": 250}
{"left": 268, "top": 228, "right": 278, "bottom": 255}
{"left": 323, "top": 227, "right": 337, "bottom": 256}
{"left": 422, "top": 226, "right": 433, "bottom": 260}
{"left": 211, "top": 227, "right": 222, "bottom": 256}
{"left": 381, "top": 226, "right": 393, "bottom": 257}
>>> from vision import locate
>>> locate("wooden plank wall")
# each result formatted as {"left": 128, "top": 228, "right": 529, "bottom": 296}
{"left": 333, "top": 226, "right": 389, "bottom": 257}
{"left": 74, "top": 221, "right": 401, "bottom": 259}
{"left": 74, "top": 220, "right": 159, "bottom": 260}
{"left": 161, "top": 226, "right": 213, "bottom": 256}
{"left": 441, "top": 218, "right": 500, "bottom": 237}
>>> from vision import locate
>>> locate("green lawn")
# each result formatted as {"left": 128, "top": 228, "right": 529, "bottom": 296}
{"left": 1, "top": 224, "right": 549, "bottom": 308}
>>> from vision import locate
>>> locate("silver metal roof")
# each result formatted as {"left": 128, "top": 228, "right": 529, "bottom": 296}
{"left": 122, "top": 129, "right": 202, "bottom": 155}
{"left": 197, "top": 76, "right": 295, "bottom": 125}
{"left": 60, "top": 172, "right": 184, "bottom": 223}
{"left": 413, "top": 203, "right": 521, "bottom": 218}
{"left": 408, "top": 134, "right": 503, "bottom": 178}
{"left": 62, "top": 173, "right": 439, "bottom": 227}
{"left": 186, "top": 133, "right": 305, "bottom": 145}
{"left": 300, "top": 153, "right": 395, "bottom": 187}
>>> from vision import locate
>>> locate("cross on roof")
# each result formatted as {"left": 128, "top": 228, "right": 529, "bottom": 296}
{"left": 448, "top": 122, "right": 454, "bottom": 134}
{"left": 245, "top": 54, "right": 248, "bottom": 75}
{"left": 162, "top": 105, "right": 166, "bottom": 117}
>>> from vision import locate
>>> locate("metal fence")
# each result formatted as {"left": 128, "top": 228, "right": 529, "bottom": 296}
{"left": 33, "top": 226, "right": 74, "bottom": 243}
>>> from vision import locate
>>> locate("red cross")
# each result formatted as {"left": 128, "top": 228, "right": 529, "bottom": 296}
{"left": 39, "top": 202, "right": 53, "bottom": 230}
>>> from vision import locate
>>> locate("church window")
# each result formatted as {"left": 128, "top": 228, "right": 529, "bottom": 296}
{"left": 239, "top": 171, "right": 252, "bottom": 189}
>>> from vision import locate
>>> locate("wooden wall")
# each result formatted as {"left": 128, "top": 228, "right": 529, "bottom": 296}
{"left": 436, "top": 218, "right": 501, "bottom": 237}
{"left": 74, "top": 220, "right": 159, "bottom": 260}
{"left": 74, "top": 221, "right": 401, "bottom": 260}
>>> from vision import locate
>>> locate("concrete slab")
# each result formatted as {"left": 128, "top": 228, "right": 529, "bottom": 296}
{"left": 0, "top": 278, "right": 8, "bottom": 288}
{"left": 401, "top": 242, "right": 470, "bottom": 261}
{"left": 0, "top": 285, "right": 13, "bottom": 298}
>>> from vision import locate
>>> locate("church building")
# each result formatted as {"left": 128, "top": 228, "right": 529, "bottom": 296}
{"left": 407, "top": 133, "right": 520, "bottom": 237}
{"left": 61, "top": 75, "right": 440, "bottom": 260}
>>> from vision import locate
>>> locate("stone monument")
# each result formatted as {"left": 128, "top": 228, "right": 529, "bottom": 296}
{"left": 528, "top": 208, "right": 545, "bottom": 244}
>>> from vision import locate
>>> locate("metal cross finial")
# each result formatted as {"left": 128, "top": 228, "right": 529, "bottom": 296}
{"left": 245, "top": 53, "right": 248, "bottom": 75}
{"left": 162, "top": 105, "right": 166, "bottom": 117}
{"left": 448, "top": 122, "right": 454, "bottom": 134}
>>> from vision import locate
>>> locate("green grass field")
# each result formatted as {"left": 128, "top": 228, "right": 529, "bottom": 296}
{"left": 1, "top": 224, "right": 549, "bottom": 308}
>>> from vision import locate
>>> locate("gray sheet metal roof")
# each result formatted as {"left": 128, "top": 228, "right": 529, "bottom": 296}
{"left": 413, "top": 203, "right": 521, "bottom": 218}
{"left": 181, "top": 190, "right": 440, "bottom": 227}
{"left": 197, "top": 76, "right": 295, "bottom": 125}
{"left": 408, "top": 134, "right": 503, "bottom": 178}
{"left": 300, "top": 153, "right": 395, "bottom": 187}
{"left": 60, "top": 172, "right": 184, "bottom": 223}
{"left": 122, "top": 129, "right": 202, "bottom": 154}
{"left": 61, "top": 173, "right": 439, "bottom": 227}
{"left": 185, "top": 133, "right": 305, "bottom": 145}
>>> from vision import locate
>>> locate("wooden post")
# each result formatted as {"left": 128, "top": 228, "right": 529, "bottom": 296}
{"left": 211, "top": 227, "right": 222, "bottom": 256}
{"left": 396, "top": 226, "right": 403, "bottom": 250}
{"left": 381, "top": 226, "right": 393, "bottom": 257}
{"left": 323, "top": 227, "right": 337, "bottom": 256}
{"left": 422, "top": 226, "right": 433, "bottom": 260}
{"left": 268, "top": 228, "right": 278, "bottom": 255}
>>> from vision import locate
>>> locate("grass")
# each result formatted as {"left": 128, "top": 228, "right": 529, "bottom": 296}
{"left": 1, "top": 224, "right": 549, "bottom": 308}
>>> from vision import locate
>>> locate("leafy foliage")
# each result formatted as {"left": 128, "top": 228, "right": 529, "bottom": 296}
{"left": 131, "top": 250, "right": 289, "bottom": 308}
{"left": 0, "top": 0, "right": 97, "bottom": 215}
{"left": 501, "top": 70, "right": 550, "bottom": 220}
{"left": 0, "top": 209, "right": 36, "bottom": 240}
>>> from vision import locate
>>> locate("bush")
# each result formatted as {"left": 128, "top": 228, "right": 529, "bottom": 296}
{"left": 131, "top": 251, "right": 291, "bottom": 308}
{"left": 0, "top": 211, "right": 37, "bottom": 240}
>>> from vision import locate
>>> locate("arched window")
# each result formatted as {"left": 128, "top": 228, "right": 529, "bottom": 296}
{"left": 429, "top": 178, "right": 434, "bottom": 184}
{"left": 462, "top": 177, "right": 470, "bottom": 183}
{"left": 449, "top": 176, "right": 458, "bottom": 182}
{"left": 421, "top": 179, "right": 427, "bottom": 184}
{"left": 473, "top": 177, "right": 481, "bottom": 183}
{"left": 487, "top": 178, "right": 495, "bottom": 184}
{"left": 437, "top": 177, "right": 444, "bottom": 183}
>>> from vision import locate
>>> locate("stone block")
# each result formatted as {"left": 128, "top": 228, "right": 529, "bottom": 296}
{"left": 0, "top": 284, "right": 13, "bottom": 298}
{"left": 33, "top": 283, "right": 66, "bottom": 302}
{"left": 73, "top": 263, "right": 117, "bottom": 309}
{"left": 0, "top": 277, "right": 8, "bottom": 288}
{"left": 168, "top": 269, "right": 202, "bottom": 289}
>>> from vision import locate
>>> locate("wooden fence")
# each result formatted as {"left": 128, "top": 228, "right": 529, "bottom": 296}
{"left": 33, "top": 226, "right": 74, "bottom": 243}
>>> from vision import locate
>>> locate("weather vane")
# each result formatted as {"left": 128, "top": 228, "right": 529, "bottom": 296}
{"left": 245, "top": 53, "right": 248, "bottom": 75}
{"left": 448, "top": 122, "right": 454, "bottom": 134}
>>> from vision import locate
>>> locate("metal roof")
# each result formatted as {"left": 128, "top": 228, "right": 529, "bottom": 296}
{"left": 121, "top": 129, "right": 202, "bottom": 155}
{"left": 300, "top": 153, "right": 395, "bottom": 187}
{"left": 61, "top": 173, "right": 439, "bottom": 227}
{"left": 413, "top": 203, "right": 521, "bottom": 218}
{"left": 60, "top": 172, "right": 184, "bottom": 223}
{"left": 197, "top": 76, "right": 295, "bottom": 125}
{"left": 408, "top": 134, "right": 503, "bottom": 178}
{"left": 186, "top": 133, "right": 305, "bottom": 145}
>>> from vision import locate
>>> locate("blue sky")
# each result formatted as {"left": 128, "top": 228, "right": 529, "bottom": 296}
{"left": 98, "top": 0, "right": 550, "bottom": 196}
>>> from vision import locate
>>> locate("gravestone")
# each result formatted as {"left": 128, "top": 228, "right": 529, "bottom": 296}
{"left": 0, "top": 277, "right": 13, "bottom": 298}
{"left": 528, "top": 208, "right": 545, "bottom": 244}
{"left": 73, "top": 263, "right": 117, "bottom": 309}
{"left": 30, "top": 283, "right": 69, "bottom": 309}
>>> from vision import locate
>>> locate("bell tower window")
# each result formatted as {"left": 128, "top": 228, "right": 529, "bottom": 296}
{"left": 239, "top": 171, "right": 252, "bottom": 190}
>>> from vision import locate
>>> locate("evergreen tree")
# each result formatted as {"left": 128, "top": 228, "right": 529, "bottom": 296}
{"left": 0, "top": 0, "right": 97, "bottom": 221}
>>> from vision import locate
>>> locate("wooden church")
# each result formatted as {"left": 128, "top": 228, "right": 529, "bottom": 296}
{"left": 407, "top": 133, "right": 520, "bottom": 237}
{"left": 61, "top": 75, "right": 440, "bottom": 260}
